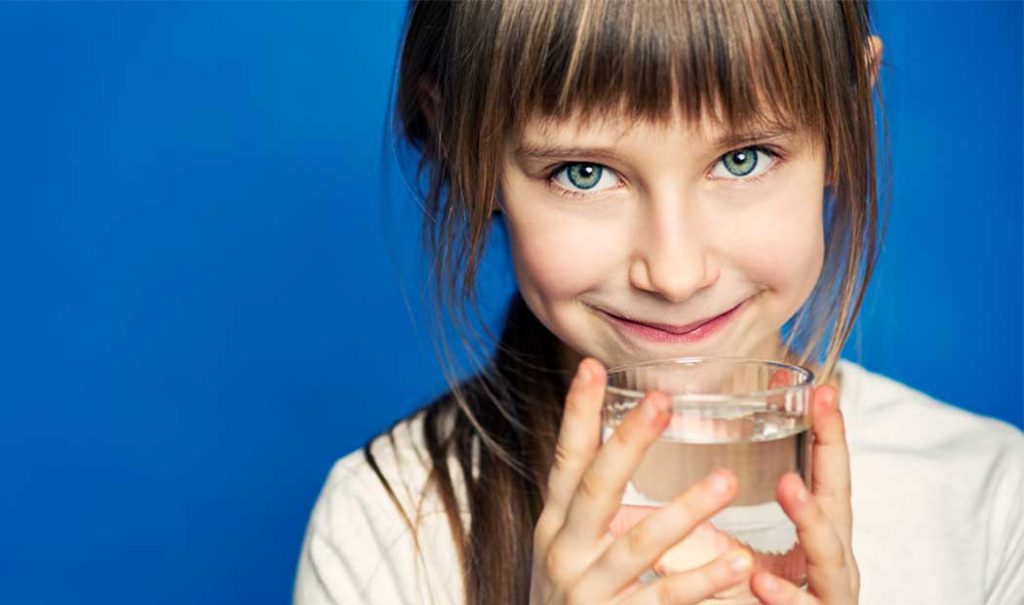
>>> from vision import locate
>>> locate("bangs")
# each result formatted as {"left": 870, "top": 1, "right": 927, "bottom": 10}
{"left": 492, "top": 0, "right": 852, "bottom": 137}
{"left": 399, "top": 0, "right": 880, "bottom": 378}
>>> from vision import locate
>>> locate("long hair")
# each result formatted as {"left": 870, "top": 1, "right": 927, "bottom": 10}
{"left": 370, "top": 2, "right": 887, "bottom": 603}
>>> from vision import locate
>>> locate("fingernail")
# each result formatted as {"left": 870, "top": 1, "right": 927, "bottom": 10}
{"left": 728, "top": 550, "right": 752, "bottom": 573}
{"left": 761, "top": 574, "right": 779, "bottom": 593}
{"left": 794, "top": 479, "right": 809, "bottom": 502}
{"left": 574, "top": 363, "right": 591, "bottom": 386}
{"left": 642, "top": 395, "right": 664, "bottom": 421}
{"left": 818, "top": 388, "right": 836, "bottom": 412}
{"left": 709, "top": 469, "right": 732, "bottom": 495}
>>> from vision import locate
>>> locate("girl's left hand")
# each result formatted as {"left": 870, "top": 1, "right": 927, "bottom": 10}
{"left": 750, "top": 385, "right": 860, "bottom": 605}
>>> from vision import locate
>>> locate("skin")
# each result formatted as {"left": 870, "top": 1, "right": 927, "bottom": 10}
{"left": 500, "top": 108, "right": 826, "bottom": 371}
{"left": 503, "top": 109, "right": 860, "bottom": 603}
{"left": 502, "top": 33, "right": 884, "bottom": 602}
{"left": 529, "top": 364, "right": 856, "bottom": 604}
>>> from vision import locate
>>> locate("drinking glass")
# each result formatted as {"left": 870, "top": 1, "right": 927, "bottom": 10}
{"left": 603, "top": 357, "right": 814, "bottom": 603}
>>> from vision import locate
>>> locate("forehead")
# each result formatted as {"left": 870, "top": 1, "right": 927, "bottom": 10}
{"left": 512, "top": 104, "right": 802, "bottom": 156}
{"left": 519, "top": 109, "right": 703, "bottom": 144}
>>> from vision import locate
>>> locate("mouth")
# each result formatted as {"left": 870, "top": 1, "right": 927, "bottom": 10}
{"left": 594, "top": 298, "right": 750, "bottom": 344}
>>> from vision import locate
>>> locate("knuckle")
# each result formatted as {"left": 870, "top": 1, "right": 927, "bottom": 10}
{"left": 817, "top": 531, "right": 847, "bottom": 568}
{"left": 564, "top": 587, "right": 588, "bottom": 605}
{"left": 615, "top": 411, "right": 652, "bottom": 446}
{"left": 576, "top": 470, "right": 606, "bottom": 504}
{"left": 681, "top": 490, "right": 708, "bottom": 516}
{"left": 655, "top": 577, "right": 694, "bottom": 604}
{"left": 544, "top": 542, "right": 573, "bottom": 584}
{"left": 832, "top": 412, "right": 848, "bottom": 438}
{"left": 654, "top": 579, "right": 677, "bottom": 603}
{"left": 837, "top": 472, "right": 852, "bottom": 495}
{"left": 608, "top": 424, "right": 634, "bottom": 449}
{"left": 674, "top": 488, "right": 710, "bottom": 522}
{"left": 552, "top": 441, "right": 577, "bottom": 474}
{"left": 563, "top": 389, "right": 585, "bottom": 413}
{"left": 802, "top": 495, "right": 824, "bottom": 520}
{"left": 705, "top": 558, "right": 737, "bottom": 588}
{"left": 812, "top": 479, "right": 847, "bottom": 505}
{"left": 711, "top": 556, "right": 741, "bottom": 584}
{"left": 850, "top": 562, "right": 862, "bottom": 595}
{"left": 824, "top": 544, "right": 847, "bottom": 568}
{"left": 848, "top": 549, "right": 861, "bottom": 574}
{"left": 533, "top": 512, "right": 560, "bottom": 546}
{"left": 625, "top": 522, "right": 657, "bottom": 555}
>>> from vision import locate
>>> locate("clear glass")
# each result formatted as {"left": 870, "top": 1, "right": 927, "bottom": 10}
{"left": 602, "top": 357, "right": 813, "bottom": 604}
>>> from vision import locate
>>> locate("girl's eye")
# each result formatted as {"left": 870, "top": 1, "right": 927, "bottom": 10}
{"left": 711, "top": 146, "right": 778, "bottom": 180}
{"left": 550, "top": 162, "right": 622, "bottom": 195}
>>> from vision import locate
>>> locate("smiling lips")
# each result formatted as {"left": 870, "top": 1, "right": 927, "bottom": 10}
{"left": 597, "top": 299, "right": 747, "bottom": 344}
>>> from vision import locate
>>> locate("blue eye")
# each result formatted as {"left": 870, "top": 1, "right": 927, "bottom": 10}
{"left": 712, "top": 147, "right": 778, "bottom": 180}
{"left": 551, "top": 162, "right": 621, "bottom": 195}
{"left": 566, "top": 163, "right": 602, "bottom": 188}
{"left": 723, "top": 149, "right": 757, "bottom": 176}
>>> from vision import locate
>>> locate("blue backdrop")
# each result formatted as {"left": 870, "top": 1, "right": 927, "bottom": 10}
{"left": 0, "top": 2, "right": 1020, "bottom": 603}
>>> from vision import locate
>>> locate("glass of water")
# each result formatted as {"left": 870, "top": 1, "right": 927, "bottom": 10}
{"left": 603, "top": 357, "right": 814, "bottom": 603}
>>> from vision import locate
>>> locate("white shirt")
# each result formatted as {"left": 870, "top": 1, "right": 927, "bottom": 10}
{"left": 293, "top": 360, "right": 1024, "bottom": 604}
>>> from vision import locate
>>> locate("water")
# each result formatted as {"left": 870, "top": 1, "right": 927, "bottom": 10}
{"left": 605, "top": 409, "right": 810, "bottom": 603}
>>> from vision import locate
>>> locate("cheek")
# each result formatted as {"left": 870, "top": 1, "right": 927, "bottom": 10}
{"left": 736, "top": 190, "right": 825, "bottom": 309}
{"left": 504, "top": 210, "right": 622, "bottom": 303}
{"left": 708, "top": 171, "right": 825, "bottom": 319}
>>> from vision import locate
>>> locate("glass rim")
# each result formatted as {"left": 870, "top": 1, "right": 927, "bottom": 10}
{"left": 604, "top": 356, "right": 815, "bottom": 403}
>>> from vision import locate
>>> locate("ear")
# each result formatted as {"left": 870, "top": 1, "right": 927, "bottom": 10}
{"left": 866, "top": 35, "right": 883, "bottom": 88}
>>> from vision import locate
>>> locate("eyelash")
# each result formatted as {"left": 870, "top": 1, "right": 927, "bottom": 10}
{"left": 544, "top": 145, "right": 786, "bottom": 199}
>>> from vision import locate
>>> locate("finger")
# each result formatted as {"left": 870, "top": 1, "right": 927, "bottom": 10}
{"left": 764, "top": 366, "right": 795, "bottom": 409}
{"left": 617, "top": 548, "right": 753, "bottom": 605}
{"left": 769, "top": 368, "right": 790, "bottom": 389}
{"left": 777, "top": 473, "right": 852, "bottom": 603}
{"left": 560, "top": 390, "right": 672, "bottom": 542}
{"left": 809, "top": 385, "right": 852, "bottom": 537}
{"left": 750, "top": 571, "right": 818, "bottom": 605}
{"left": 541, "top": 358, "right": 608, "bottom": 528}
{"left": 575, "top": 469, "right": 739, "bottom": 598}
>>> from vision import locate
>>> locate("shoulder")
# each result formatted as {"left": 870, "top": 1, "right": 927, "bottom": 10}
{"left": 320, "top": 406, "right": 470, "bottom": 525}
{"left": 294, "top": 407, "right": 468, "bottom": 605}
{"left": 837, "top": 360, "right": 1024, "bottom": 603}
{"left": 329, "top": 410, "right": 456, "bottom": 514}
{"left": 837, "top": 359, "right": 1023, "bottom": 464}
{"left": 837, "top": 358, "right": 1023, "bottom": 521}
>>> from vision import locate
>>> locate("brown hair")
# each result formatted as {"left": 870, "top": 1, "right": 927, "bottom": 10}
{"left": 368, "top": 1, "right": 886, "bottom": 603}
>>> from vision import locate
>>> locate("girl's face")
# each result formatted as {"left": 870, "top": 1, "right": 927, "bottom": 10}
{"left": 498, "top": 109, "right": 827, "bottom": 368}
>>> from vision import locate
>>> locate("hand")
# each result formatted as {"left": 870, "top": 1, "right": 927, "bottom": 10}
{"left": 750, "top": 385, "right": 860, "bottom": 604}
{"left": 530, "top": 358, "right": 755, "bottom": 605}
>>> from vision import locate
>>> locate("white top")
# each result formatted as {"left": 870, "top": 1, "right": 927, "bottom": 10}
{"left": 292, "top": 360, "right": 1024, "bottom": 604}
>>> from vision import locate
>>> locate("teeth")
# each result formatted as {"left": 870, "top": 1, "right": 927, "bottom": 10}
{"left": 660, "top": 324, "right": 705, "bottom": 335}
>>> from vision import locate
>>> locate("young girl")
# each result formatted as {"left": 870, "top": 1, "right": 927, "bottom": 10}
{"left": 294, "top": 2, "right": 1023, "bottom": 604}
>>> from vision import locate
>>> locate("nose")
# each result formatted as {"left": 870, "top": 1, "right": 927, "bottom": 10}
{"left": 628, "top": 197, "right": 720, "bottom": 303}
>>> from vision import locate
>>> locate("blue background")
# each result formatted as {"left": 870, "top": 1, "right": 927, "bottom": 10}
{"left": 0, "top": 2, "right": 1019, "bottom": 603}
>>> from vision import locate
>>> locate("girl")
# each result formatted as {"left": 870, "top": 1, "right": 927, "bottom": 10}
{"left": 295, "top": 1, "right": 1023, "bottom": 604}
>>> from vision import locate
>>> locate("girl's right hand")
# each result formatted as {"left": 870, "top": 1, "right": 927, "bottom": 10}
{"left": 529, "top": 358, "right": 755, "bottom": 604}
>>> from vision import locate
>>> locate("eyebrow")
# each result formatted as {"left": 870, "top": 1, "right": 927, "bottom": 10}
{"left": 515, "top": 126, "right": 796, "bottom": 160}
